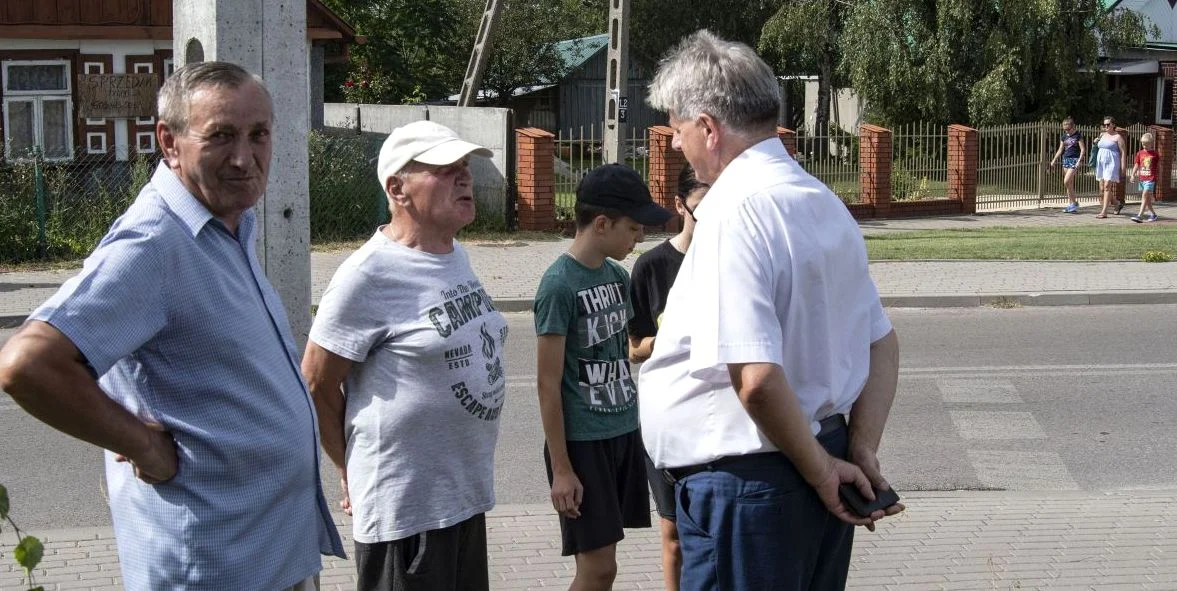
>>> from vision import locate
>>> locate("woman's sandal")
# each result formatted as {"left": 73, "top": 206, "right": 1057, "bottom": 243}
{"left": 1095, "top": 214, "right": 1108, "bottom": 219}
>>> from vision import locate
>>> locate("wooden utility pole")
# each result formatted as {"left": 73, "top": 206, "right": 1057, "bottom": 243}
{"left": 458, "top": 0, "right": 504, "bottom": 107}
{"left": 602, "top": 0, "right": 630, "bottom": 164}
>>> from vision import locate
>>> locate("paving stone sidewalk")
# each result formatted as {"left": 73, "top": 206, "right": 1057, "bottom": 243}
{"left": 5, "top": 491, "right": 1176, "bottom": 590}
{"left": 4, "top": 205, "right": 1177, "bottom": 325}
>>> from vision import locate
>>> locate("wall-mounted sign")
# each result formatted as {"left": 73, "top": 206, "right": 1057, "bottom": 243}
{"left": 77, "top": 74, "right": 159, "bottom": 119}
{"left": 619, "top": 97, "right": 629, "bottom": 123}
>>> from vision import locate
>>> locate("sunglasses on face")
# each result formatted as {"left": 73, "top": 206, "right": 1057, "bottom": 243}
{"left": 678, "top": 185, "right": 709, "bottom": 222}
{"left": 679, "top": 197, "right": 698, "bottom": 222}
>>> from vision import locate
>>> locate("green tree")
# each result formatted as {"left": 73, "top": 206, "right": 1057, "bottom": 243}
{"left": 323, "top": 0, "right": 605, "bottom": 104}
{"left": 760, "top": 0, "right": 849, "bottom": 138}
{"left": 630, "top": 0, "right": 784, "bottom": 68}
{"left": 322, "top": 0, "right": 469, "bottom": 103}
{"left": 459, "top": 0, "right": 605, "bottom": 105}
{"left": 839, "top": 0, "right": 1156, "bottom": 126}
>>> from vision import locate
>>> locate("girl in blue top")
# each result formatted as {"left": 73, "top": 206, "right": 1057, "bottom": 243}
{"left": 1094, "top": 116, "right": 1128, "bottom": 218}
{"left": 1049, "top": 117, "right": 1086, "bottom": 213}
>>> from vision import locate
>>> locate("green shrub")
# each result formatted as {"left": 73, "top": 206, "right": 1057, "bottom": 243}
{"left": 1142, "top": 250, "right": 1173, "bottom": 263}
{"left": 1, "top": 484, "right": 43, "bottom": 591}
{"left": 891, "top": 165, "right": 933, "bottom": 201}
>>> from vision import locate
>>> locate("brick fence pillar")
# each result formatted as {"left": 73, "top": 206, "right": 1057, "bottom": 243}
{"left": 648, "top": 125, "right": 685, "bottom": 232}
{"left": 947, "top": 124, "right": 979, "bottom": 214}
{"left": 776, "top": 127, "right": 797, "bottom": 157}
{"left": 859, "top": 124, "right": 893, "bottom": 218}
{"left": 1149, "top": 125, "right": 1172, "bottom": 202}
{"left": 515, "top": 128, "right": 556, "bottom": 231}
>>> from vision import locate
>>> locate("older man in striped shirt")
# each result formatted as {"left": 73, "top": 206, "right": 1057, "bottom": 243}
{"left": 0, "top": 61, "right": 343, "bottom": 590}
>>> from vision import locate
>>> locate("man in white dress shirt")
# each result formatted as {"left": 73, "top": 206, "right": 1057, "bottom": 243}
{"left": 639, "top": 30, "right": 904, "bottom": 590}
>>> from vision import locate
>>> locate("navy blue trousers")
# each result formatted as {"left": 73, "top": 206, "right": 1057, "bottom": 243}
{"left": 675, "top": 425, "right": 854, "bottom": 590}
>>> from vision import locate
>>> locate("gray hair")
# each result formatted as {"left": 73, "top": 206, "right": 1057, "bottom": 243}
{"left": 647, "top": 30, "right": 781, "bottom": 135}
{"left": 157, "top": 61, "right": 272, "bottom": 135}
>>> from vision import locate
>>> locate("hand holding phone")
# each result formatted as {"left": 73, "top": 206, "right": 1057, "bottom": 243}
{"left": 838, "top": 483, "right": 901, "bottom": 518}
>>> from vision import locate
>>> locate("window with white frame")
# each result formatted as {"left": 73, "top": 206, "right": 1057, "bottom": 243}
{"left": 1157, "top": 77, "right": 1173, "bottom": 125}
{"left": 136, "top": 131, "right": 155, "bottom": 153}
{"left": 3, "top": 60, "right": 73, "bottom": 161}
{"left": 134, "top": 62, "right": 155, "bottom": 125}
{"left": 84, "top": 62, "right": 106, "bottom": 126}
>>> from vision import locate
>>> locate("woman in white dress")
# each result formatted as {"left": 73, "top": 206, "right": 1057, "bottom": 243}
{"left": 1093, "top": 116, "right": 1128, "bottom": 219}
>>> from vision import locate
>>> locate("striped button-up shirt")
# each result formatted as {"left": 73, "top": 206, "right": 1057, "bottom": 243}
{"left": 31, "top": 163, "right": 345, "bottom": 590}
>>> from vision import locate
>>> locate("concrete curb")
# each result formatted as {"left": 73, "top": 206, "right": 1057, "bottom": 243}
{"left": 880, "top": 290, "right": 1177, "bottom": 308}
{"left": 5, "top": 290, "right": 1177, "bottom": 329}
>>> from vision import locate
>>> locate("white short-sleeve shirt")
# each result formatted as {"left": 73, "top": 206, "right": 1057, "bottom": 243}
{"left": 638, "top": 138, "right": 892, "bottom": 470}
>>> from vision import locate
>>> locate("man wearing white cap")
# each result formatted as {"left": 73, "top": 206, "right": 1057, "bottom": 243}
{"left": 302, "top": 121, "right": 508, "bottom": 591}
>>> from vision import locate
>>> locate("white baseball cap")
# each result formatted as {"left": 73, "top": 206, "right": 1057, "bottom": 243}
{"left": 376, "top": 121, "right": 493, "bottom": 190}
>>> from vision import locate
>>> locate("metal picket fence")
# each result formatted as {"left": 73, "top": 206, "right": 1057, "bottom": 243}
{"left": 977, "top": 122, "right": 1152, "bottom": 212}
{"left": 891, "top": 122, "right": 949, "bottom": 201}
{"left": 554, "top": 126, "right": 649, "bottom": 220}
{"left": 792, "top": 129, "right": 861, "bottom": 203}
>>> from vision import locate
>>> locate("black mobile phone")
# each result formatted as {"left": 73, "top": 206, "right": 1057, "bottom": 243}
{"left": 838, "top": 483, "right": 901, "bottom": 518}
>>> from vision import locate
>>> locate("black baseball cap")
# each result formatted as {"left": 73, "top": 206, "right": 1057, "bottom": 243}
{"left": 577, "top": 164, "right": 673, "bottom": 226}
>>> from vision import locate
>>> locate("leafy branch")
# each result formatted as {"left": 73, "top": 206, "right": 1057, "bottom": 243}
{"left": 0, "top": 485, "right": 44, "bottom": 591}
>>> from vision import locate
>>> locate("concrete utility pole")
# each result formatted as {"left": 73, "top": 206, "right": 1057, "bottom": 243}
{"left": 172, "top": 0, "right": 313, "bottom": 347}
{"left": 602, "top": 0, "right": 630, "bottom": 164}
{"left": 458, "top": 0, "right": 505, "bottom": 107}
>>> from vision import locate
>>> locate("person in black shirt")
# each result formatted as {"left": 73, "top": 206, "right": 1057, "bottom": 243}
{"left": 627, "top": 164, "right": 708, "bottom": 591}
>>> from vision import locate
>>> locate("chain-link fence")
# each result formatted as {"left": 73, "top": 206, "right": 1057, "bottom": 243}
{"left": 0, "top": 152, "right": 157, "bottom": 264}
{"left": 0, "top": 131, "right": 392, "bottom": 264}
{"left": 308, "top": 128, "right": 388, "bottom": 243}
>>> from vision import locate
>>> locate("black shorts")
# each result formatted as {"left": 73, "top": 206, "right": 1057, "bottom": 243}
{"left": 644, "top": 452, "right": 677, "bottom": 521}
{"left": 544, "top": 429, "right": 652, "bottom": 556}
{"left": 354, "top": 513, "right": 489, "bottom": 591}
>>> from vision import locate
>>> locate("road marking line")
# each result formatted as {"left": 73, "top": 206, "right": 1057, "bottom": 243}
{"left": 904, "top": 362, "right": 1177, "bottom": 375}
{"left": 967, "top": 449, "right": 1079, "bottom": 490}
{"left": 950, "top": 410, "right": 1046, "bottom": 440}
{"left": 938, "top": 379, "right": 1022, "bottom": 404}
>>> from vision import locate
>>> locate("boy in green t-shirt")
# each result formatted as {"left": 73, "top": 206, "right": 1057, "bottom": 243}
{"left": 534, "top": 164, "right": 672, "bottom": 589}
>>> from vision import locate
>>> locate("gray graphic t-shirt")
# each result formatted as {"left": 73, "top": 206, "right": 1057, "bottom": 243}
{"left": 309, "top": 230, "right": 507, "bottom": 543}
{"left": 534, "top": 254, "right": 637, "bottom": 441}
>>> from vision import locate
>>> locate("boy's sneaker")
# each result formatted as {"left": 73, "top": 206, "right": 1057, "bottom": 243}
{"left": 1131, "top": 215, "right": 1143, "bottom": 223}
{"left": 1063, "top": 203, "right": 1079, "bottom": 213}
{"left": 1147, "top": 214, "right": 1159, "bottom": 223}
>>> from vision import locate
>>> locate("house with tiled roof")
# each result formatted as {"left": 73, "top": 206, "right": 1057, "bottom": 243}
{"left": 0, "top": 0, "right": 358, "bottom": 163}
{"left": 1099, "top": 0, "right": 1177, "bottom": 124}
{"left": 498, "top": 33, "right": 661, "bottom": 138}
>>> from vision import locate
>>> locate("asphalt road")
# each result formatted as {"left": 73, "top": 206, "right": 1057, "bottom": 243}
{"left": 2, "top": 304, "right": 1176, "bottom": 530}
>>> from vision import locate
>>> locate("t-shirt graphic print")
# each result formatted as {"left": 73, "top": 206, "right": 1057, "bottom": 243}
{"left": 535, "top": 255, "right": 639, "bottom": 441}
{"left": 435, "top": 284, "right": 508, "bottom": 423}
{"left": 308, "top": 231, "right": 507, "bottom": 544}
{"left": 574, "top": 280, "right": 637, "bottom": 414}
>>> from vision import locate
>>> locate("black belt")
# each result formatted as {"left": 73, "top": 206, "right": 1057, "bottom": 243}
{"left": 661, "top": 414, "right": 847, "bottom": 485}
